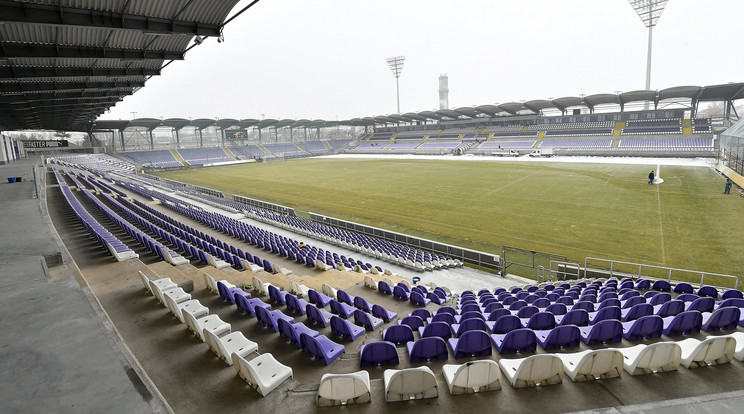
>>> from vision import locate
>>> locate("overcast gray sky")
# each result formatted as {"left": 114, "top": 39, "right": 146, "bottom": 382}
{"left": 101, "top": 0, "right": 743, "bottom": 122}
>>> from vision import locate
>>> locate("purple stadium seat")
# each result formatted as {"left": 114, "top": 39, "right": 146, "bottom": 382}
{"left": 359, "top": 341, "right": 399, "bottom": 367}
{"left": 383, "top": 324, "right": 414, "bottom": 345}
{"left": 406, "top": 337, "right": 449, "bottom": 362}
{"left": 535, "top": 325, "right": 581, "bottom": 350}
{"left": 268, "top": 284, "right": 288, "bottom": 305}
{"left": 378, "top": 281, "right": 393, "bottom": 295}
{"left": 487, "top": 314, "right": 523, "bottom": 334}
{"left": 255, "top": 306, "right": 294, "bottom": 332}
{"left": 579, "top": 320, "right": 623, "bottom": 345}
{"left": 409, "top": 309, "right": 431, "bottom": 320}
{"left": 635, "top": 279, "right": 651, "bottom": 290}
{"left": 437, "top": 306, "right": 456, "bottom": 316}
{"left": 399, "top": 315, "right": 425, "bottom": 331}
{"left": 524, "top": 294, "right": 539, "bottom": 304}
{"left": 354, "top": 309, "right": 383, "bottom": 331}
{"left": 620, "top": 290, "right": 641, "bottom": 301}
{"left": 372, "top": 304, "right": 397, "bottom": 323}
{"left": 652, "top": 280, "right": 672, "bottom": 292}
{"left": 330, "top": 315, "right": 365, "bottom": 341}
{"left": 459, "top": 303, "right": 480, "bottom": 314}
{"left": 235, "top": 296, "right": 270, "bottom": 317}
{"left": 696, "top": 285, "right": 719, "bottom": 299}
{"left": 525, "top": 312, "right": 556, "bottom": 331}
{"left": 654, "top": 299, "right": 685, "bottom": 317}
{"left": 572, "top": 301, "right": 595, "bottom": 312}
{"left": 721, "top": 289, "right": 744, "bottom": 300}
{"left": 300, "top": 333, "right": 345, "bottom": 365}
{"left": 285, "top": 293, "right": 310, "bottom": 315}
{"left": 597, "top": 298, "right": 621, "bottom": 309}
{"left": 621, "top": 296, "right": 645, "bottom": 309}
{"left": 662, "top": 311, "right": 703, "bottom": 336}
{"left": 621, "top": 303, "right": 654, "bottom": 322}
{"left": 418, "top": 321, "right": 453, "bottom": 340}
{"left": 455, "top": 311, "right": 485, "bottom": 324}
{"left": 598, "top": 292, "right": 618, "bottom": 303}
{"left": 509, "top": 300, "right": 528, "bottom": 311}
{"left": 453, "top": 318, "right": 490, "bottom": 337}
{"left": 673, "top": 283, "right": 694, "bottom": 294}
{"left": 545, "top": 303, "right": 568, "bottom": 315}
{"left": 501, "top": 296, "right": 517, "bottom": 306}
{"left": 648, "top": 293, "right": 671, "bottom": 306}
{"left": 533, "top": 298, "right": 551, "bottom": 308}
{"left": 557, "top": 296, "right": 574, "bottom": 306}
{"left": 588, "top": 306, "right": 621, "bottom": 324}
{"left": 428, "top": 313, "right": 456, "bottom": 325}
{"left": 278, "top": 319, "right": 318, "bottom": 348}
{"left": 516, "top": 305, "right": 540, "bottom": 319}
{"left": 427, "top": 292, "right": 445, "bottom": 305}
{"left": 217, "top": 281, "right": 248, "bottom": 305}
{"left": 306, "top": 304, "right": 334, "bottom": 328}
{"left": 393, "top": 285, "right": 410, "bottom": 301}
{"left": 701, "top": 307, "right": 740, "bottom": 331}
{"left": 621, "top": 315, "right": 663, "bottom": 340}
{"left": 716, "top": 298, "right": 744, "bottom": 310}
{"left": 308, "top": 289, "right": 333, "bottom": 307}
{"left": 448, "top": 330, "right": 492, "bottom": 358}
{"left": 337, "top": 290, "right": 355, "bottom": 306}
{"left": 490, "top": 328, "right": 537, "bottom": 354}
{"left": 330, "top": 299, "right": 356, "bottom": 319}
{"left": 686, "top": 297, "right": 715, "bottom": 313}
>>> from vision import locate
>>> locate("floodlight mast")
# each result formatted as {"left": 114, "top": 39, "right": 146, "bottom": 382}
{"left": 627, "top": 0, "right": 669, "bottom": 109}
{"left": 386, "top": 56, "right": 406, "bottom": 114}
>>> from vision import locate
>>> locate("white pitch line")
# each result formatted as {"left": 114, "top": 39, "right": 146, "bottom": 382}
{"left": 656, "top": 184, "right": 666, "bottom": 265}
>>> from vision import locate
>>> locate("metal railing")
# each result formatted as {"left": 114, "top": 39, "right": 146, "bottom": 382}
{"left": 583, "top": 257, "right": 739, "bottom": 289}
{"left": 548, "top": 260, "right": 582, "bottom": 281}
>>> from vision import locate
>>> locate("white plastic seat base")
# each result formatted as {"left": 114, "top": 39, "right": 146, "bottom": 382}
{"left": 383, "top": 366, "right": 438, "bottom": 402}
{"left": 317, "top": 371, "right": 371, "bottom": 406}
{"left": 232, "top": 353, "right": 293, "bottom": 397}
{"left": 442, "top": 360, "right": 501, "bottom": 395}
{"left": 204, "top": 330, "right": 257, "bottom": 366}
{"left": 618, "top": 342, "right": 681, "bottom": 375}
{"left": 677, "top": 337, "right": 735, "bottom": 368}
{"left": 557, "top": 349, "right": 623, "bottom": 382}
{"left": 498, "top": 355, "right": 563, "bottom": 388}
{"left": 183, "top": 310, "right": 230, "bottom": 342}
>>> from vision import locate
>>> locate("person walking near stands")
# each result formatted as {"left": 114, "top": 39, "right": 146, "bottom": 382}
{"left": 725, "top": 178, "right": 733, "bottom": 194}
{"left": 648, "top": 170, "right": 655, "bottom": 184}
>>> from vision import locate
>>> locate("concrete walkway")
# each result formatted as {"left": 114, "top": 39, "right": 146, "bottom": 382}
{"left": 0, "top": 158, "right": 166, "bottom": 414}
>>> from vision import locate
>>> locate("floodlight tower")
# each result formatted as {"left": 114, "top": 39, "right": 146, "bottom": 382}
{"left": 386, "top": 56, "right": 406, "bottom": 114}
{"left": 627, "top": 0, "right": 669, "bottom": 109}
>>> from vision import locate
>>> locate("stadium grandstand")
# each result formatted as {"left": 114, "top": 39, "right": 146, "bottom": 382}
{"left": 4, "top": 1, "right": 744, "bottom": 414}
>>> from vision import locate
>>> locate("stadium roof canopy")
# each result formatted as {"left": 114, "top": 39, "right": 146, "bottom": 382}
{"left": 0, "top": 0, "right": 245, "bottom": 132}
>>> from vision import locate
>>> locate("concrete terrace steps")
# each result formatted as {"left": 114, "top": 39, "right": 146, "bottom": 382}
{"left": 169, "top": 149, "right": 189, "bottom": 166}
{"left": 222, "top": 146, "right": 237, "bottom": 159}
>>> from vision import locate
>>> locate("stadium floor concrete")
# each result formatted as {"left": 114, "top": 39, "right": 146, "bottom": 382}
{"left": 8, "top": 157, "right": 744, "bottom": 413}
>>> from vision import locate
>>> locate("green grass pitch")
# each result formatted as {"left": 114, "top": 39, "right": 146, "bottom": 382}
{"left": 155, "top": 158, "right": 744, "bottom": 284}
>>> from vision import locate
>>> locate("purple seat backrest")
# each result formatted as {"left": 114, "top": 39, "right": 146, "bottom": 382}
{"left": 360, "top": 341, "right": 398, "bottom": 367}
{"left": 688, "top": 297, "right": 715, "bottom": 313}
{"left": 337, "top": 290, "right": 353, "bottom": 305}
{"left": 585, "top": 320, "right": 623, "bottom": 344}
{"left": 526, "top": 312, "right": 556, "bottom": 330}
{"left": 487, "top": 308, "right": 511, "bottom": 321}
{"left": 378, "top": 281, "right": 392, "bottom": 294}
{"left": 705, "top": 307, "right": 741, "bottom": 330}
{"left": 410, "top": 308, "right": 431, "bottom": 320}
{"left": 431, "top": 313, "right": 455, "bottom": 325}
{"left": 409, "top": 337, "right": 448, "bottom": 362}
{"left": 372, "top": 304, "right": 396, "bottom": 322}
{"left": 524, "top": 294, "right": 539, "bottom": 304}
{"left": 397, "top": 283, "right": 410, "bottom": 293}
{"left": 330, "top": 315, "right": 351, "bottom": 336}
{"left": 542, "top": 325, "right": 581, "bottom": 350}
{"left": 649, "top": 293, "right": 671, "bottom": 306}
{"left": 598, "top": 298, "right": 621, "bottom": 310}
{"left": 383, "top": 324, "right": 414, "bottom": 344}
{"left": 546, "top": 293, "right": 560, "bottom": 302}
{"left": 561, "top": 309, "right": 589, "bottom": 326}
{"left": 308, "top": 289, "right": 325, "bottom": 306}
{"left": 278, "top": 318, "right": 299, "bottom": 344}
{"left": 410, "top": 291, "right": 429, "bottom": 305}
{"left": 255, "top": 305, "right": 274, "bottom": 329}
{"left": 217, "top": 282, "right": 233, "bottom": 303}
{"left": 456, "top": 318, "right": 489, "bottom": 336}
{"left": 458, "top": 311, "right": 485, "bottom": 322}
{"left": 494, "top": 288, "right": 507, "bottom": 295}
{"left": 483, "top": 302, "right": 504, "bottom": 313}
{"left": 454, "top": 330, "right": 491, "bottom": 354}
{"left": 509, "top": 300, "right": 527, "bottom": 311}
{"left": 460, "top": 303, "right": 480, "bottom": 314}
{"left": 437, "top": 306, "right": 456, "bottom": 316}
{"left": 516, "top": 305, "right": 540, "bottom": 319}
{"left": 626, "top": 315, "right": 663, "bottom": 339}
{"left": 697, "top": 286, "right": 718, "bottom": 299}
{"left": 307, "top": 305, "right": 329, "bottom": 327}
{"left": 499, "top": 328, "right": 537, "bottom": 353}
{"left": 393, "top": 285, "right": 409, "bottom": 299}
{"left": 546, "top": 303, "right": 568, "bottom": 315}
{"left": 330, "top": 300, "right": 351, "bottom": 316}
{"left": 656, "top": 299, "right": 685, "bottom": 317}
{"left": 491, "top": 314, "right": 522, "bottom": 334}
{"left": 718, "top": 298, "right": 744, "bottom": 309}
{"left": 619, "top": 281, "right": 634, "bottom": 290}
{"left": 635, "top": 279, "right": 651, "bottom": 290}
{"left": 573, "top": 301, "right": 595, "bottom": 312}
{"left": 626, "top": 303, "right": 654, "bottom": 320}
{"left": 557, "top": 296, "right": 575, "bottom": 306}
{"left": 501, "top": 296, "right": 517, "bottom": 306}
{"left": 427, "top": 292, "right": 443, "bottom": 304}
{"left": 622, "top": 296, "right": 645, "bottom": 309}
{"left": 598, "top": 292, "right": 618, "bottom": 302}
{"left": 421, "top": 321, "right": 452, "bottom": 339}
{"left": 652, "top": 280, "right": 672, "bottom": 291}
{"left": 268, "top": 284, "right": 284, "bottom": 304}
{"left": 399, "top": 315, "right": 424, "bottom": 330}
{"left": 354, "top": 296, "right": 371, "bottom": 313}
{"left": 533, "top": 298, "right": 551, "bottom": 308}
{"left": 722, "top": 290, "right": 744, "bottom": 300}
{"left": 580, "top": 294, "right": 597, "bottom": 303}
{"left": 477, "top": 289, "right": 491, "bottom": 296}
{"left": 667, "top": 311, "right": 703, "bottom": 335}
{"left": 593, "top": 306, "right": 621, "bottom": 322}
{"left": 235, "top": 293, "right": 253, "bottom": 315}
{"left": 515, "top": 291, "right": 529, "bottom": 300}
{"left": 673, "top": 282, "right": 694, "bottom": 294}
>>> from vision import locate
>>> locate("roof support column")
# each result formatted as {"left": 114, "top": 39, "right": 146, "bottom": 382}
{"left": 174, "top": 128, "right": 180, "bottom": 148}
{"left": 257, "top": 127, "right": 262, "bottom": 143}
{"left": 148, "top": 128, "right": 154, "bottom": 150}
{"left": 198, "top": 128, "right": 204, "bottom": 148}
{"left": 119, "top": 130, "right": 125, "bottom": 151}
{"left": 289, "top": 127, "right": 293, "bottom": 141}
